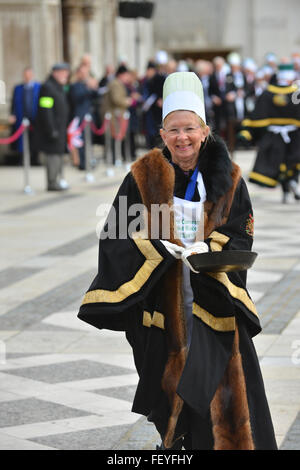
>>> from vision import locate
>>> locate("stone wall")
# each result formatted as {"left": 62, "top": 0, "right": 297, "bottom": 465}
{"left": 0, "top": 0, "right": 154, "bottom": 123}
{"left": 153, "top": 0, "right": 300, "bottom": 64}
{"left": 62, "top": 0, "right": 118, "bottom": 78}
{"left": 0, "top": 0, "right": 63, "bottom": 120}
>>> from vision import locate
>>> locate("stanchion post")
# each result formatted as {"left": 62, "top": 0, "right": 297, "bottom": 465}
{"left": 123, "top": 111, "right": 131, "bottom": 172}
{"left": 114, "top": 110, "right": 123, "bottom": 167}
{"left": 104, "top": 113, "right": 114, "bottom": 177}
{"left": 22, "top": 118, "right": 34, "bottom": 194}
{"left": 84, "top": 113, "right": 94, "bottom": 182}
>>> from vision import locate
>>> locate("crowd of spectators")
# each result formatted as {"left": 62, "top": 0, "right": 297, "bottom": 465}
{"left": 8, "top": 50, "right": 300, "bottom": 190}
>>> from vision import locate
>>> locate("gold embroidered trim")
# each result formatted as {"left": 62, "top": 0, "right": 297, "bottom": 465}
{"left": 193, "top": 303, "right": 235, "bottom": 332}
{"left": 143, "top": 310, "right": 165, "bottom": 329}
{"left": 240, "top": 130, "right": 252, "bottom": 141}
{"left": 208, "top": 272, "right": 259, "bottom": 318}
{"left": 249, "top": 171, "right": 278, "bottom": 187}
{"left": 242, "top": 117, "right": 300, "bottom": 128}
{"left": 209, "top": 231, "right": 230, "bottom": 252}
{"left": 81, "top": 239, "right": 163, "bottom": 305}
{"left": 246, "top": 213, "right": 254, "bottom": 238}
{"left": 267, "top": 84, "right": 298, "bottom": 95}
{"left": 273, "top": 94, "right": 288, "bottom": 106}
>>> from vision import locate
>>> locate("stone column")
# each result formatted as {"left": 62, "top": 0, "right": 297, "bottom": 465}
{"left": 39, "top": 0, "right": 64, "bottom": 73}
{"left": 136, "top": 17, "right": 154, "bottom": 75}
{"left": 82, "top": 0, "right": 101, "bottom": 76}
{"left": 115, "top": 6, "right": 154, "bottom": 75}
{"left": 62, "top": 0, "right": 85, "bottom": 69}
{"left": 82, "top": 0, "right": 94, "bottom": 53}
{"left": 102, "top": 0, "right": 117, "bottom": 69}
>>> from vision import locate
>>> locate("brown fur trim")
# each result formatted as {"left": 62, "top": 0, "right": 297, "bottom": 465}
{"left": 203, "top": 162, "right": 242, "bottom": 239}
{"left": 210, "top": 326, "right": 255, "bottom": 450}
{"left": 131, "top": 148, "right": 181, "bottom": 243}
{"left": 132, "top": 148, "right": 186, "bottom": 448}
{"left": 160, "top": 260, "right": 187, "bottom": 448}
{"left": 131, "top": 148, "right": 175, "bottom": 208}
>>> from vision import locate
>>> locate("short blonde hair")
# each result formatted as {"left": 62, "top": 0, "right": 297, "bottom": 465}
{"left": 162, "top": 110, "right": 207, "bottom": 126}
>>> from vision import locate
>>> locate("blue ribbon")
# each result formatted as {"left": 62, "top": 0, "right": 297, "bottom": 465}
{"left": 184, "top": 165, "right": 199, "bottom": 201}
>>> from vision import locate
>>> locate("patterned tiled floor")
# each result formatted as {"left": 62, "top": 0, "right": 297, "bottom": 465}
{"left": 0, "top": 151, "right": 300, "bottom": 450}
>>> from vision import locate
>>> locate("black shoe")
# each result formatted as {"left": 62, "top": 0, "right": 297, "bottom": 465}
{"left": 47, "top": 184, "right": 65, "bottom": 191}
{"left": 58, "top": 179, "right": 70, "bottom": 190}
{"left": 156, "top": 438, "right": 183, "bottom": 450}
{"left": 289, "top": 180, "right": 300, "bottom": 200}
{"left": 282, "top": 192, "right": 291, "bottom": 204}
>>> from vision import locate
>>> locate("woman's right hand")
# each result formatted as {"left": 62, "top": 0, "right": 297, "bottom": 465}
{"left": 160, "top": 240, "right": 184, "bottom": 259}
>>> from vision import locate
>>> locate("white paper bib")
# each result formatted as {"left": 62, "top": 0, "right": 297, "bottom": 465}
{"left": 173, "top": 172, "right": 206, "bottom": 347}
{"left": 173, "top": 172, "right": 206, "bottom": 247}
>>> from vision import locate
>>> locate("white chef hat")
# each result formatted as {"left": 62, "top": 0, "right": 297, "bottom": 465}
{"left": 265, "top": 52, "right": 278, "bottom": 64}
{"left": 177, "top": 60, "right": 189, "bottom": 72}
{"left": 162, "top": 71, "right": 206, "bottom": 123}
{"left": 155, "top": 50, "right": 168, "bottom": 65}
{"left": 255, "top": 68, "right": 265, "bottom": 80}
{"left": 243, "top": 57, "right": 257, "bottom": 72}
{"left": 277, "top": 63, "right": 296, "bottom": 85}
{"left": 227, "top": 52, "right": 241, "bottom": 66}
{"left": 262, "top": 65, "right": 273, "bottom": 76}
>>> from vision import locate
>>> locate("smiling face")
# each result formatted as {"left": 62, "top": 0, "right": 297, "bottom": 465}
{"left": 160, "top": 110, "right": 209, "bottom": 171}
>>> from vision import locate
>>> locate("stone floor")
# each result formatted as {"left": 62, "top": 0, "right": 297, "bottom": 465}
{"left": 0, "top": 148, "right": 300, "bottom": 450}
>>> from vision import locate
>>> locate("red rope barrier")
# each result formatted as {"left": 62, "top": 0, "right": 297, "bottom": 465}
{"left": 0, "top": 113, "right": 129, "bottom": 148}
{"left": 90, "top": 118, "right": 109, "bottom": 136}
{"left": 110, "top": 114, "right": 129, "bottom": 141}
{"left": 0, "top": 123, "right": 25, "bottom": 145}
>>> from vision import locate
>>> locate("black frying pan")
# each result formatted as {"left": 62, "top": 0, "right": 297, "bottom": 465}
{"left": 187, "top": 250, "right": 258, "bottom": 273}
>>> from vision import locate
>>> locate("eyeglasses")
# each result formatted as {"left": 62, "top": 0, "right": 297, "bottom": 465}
{"left": 162, "top": 126, "right": 202, "bottom": 136}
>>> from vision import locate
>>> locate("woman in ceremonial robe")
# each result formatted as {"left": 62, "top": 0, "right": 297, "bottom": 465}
{"left": 78, "top": 72, "right": 277, "bottom": 450}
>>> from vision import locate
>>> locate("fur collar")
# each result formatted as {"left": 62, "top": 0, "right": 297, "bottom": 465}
{"left": 162, "top": 135, "right": 233, "bottom": 203}
{"left": 131, "top": 139, "right": 241, "bottom": 242}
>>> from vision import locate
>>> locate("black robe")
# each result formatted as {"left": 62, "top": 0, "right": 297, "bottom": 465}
{"left": 240, "top": 83, "right": 300, "bottom": 187}
{"left": 78, "top": 136, "right": 277, "bottom": 450}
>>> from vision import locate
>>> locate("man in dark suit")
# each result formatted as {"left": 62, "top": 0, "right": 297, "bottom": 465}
{"left": 9, "top": 67, "right": 40, "bottom": 164}
{"left": 224, "top": 53, "right": 248, "bottom": 153}
{"left": 35, "top": 63, "right": 70, "bottom": 191}
{"left": 69, "top": 64, "right": 99, "bottom": 170}
{"left": 146, "top": 51, "right": 169, "bottom": 146}
{"left": 209, "top": 56, "right": 227, "bottom": 137}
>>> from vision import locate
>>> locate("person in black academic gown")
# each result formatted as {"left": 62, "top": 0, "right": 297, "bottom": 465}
{"left": 78, "top": 72, "right": 277, "bottom": 450}
{"left": 239, "top": 63, "right": 300, "bottom": 204}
